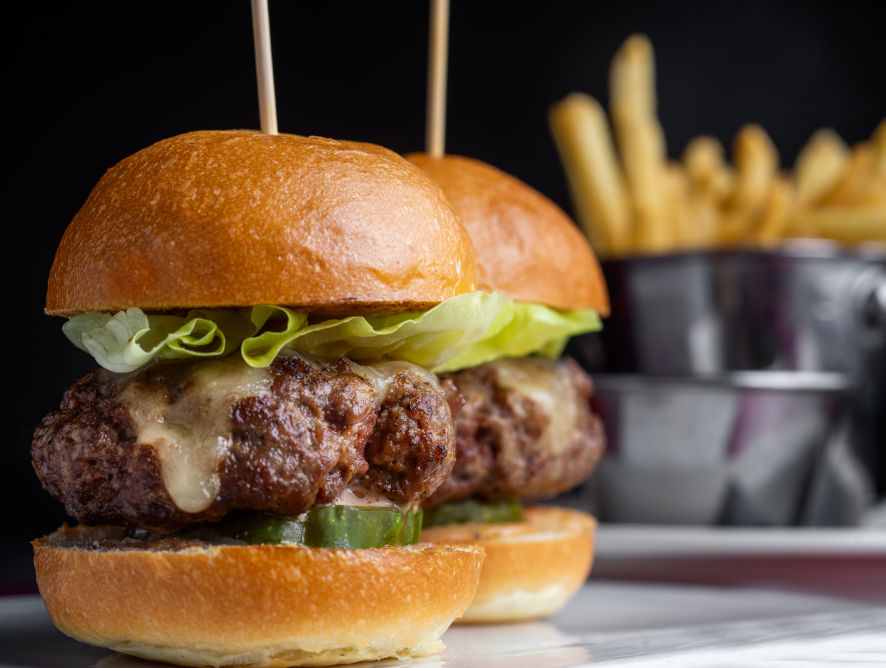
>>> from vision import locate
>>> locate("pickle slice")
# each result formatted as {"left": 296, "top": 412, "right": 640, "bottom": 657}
{"left": 212, "top": 505, "right": 423, "bottom": 548}
{"left": 422, "top": 498, "right": 524, "bottom": 528}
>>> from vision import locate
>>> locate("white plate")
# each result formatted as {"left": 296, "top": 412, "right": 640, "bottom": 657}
{"left": 595, "top": 524, "right": 886, "bottom": 557}
{"left": 592, "top": 525, "right": 886, "bottom": 601}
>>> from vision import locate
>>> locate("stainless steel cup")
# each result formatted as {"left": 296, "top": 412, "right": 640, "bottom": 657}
{"left": 584, "top": 372, "right": 868, "bottom": 526}
{"left": 569, "top": 242, "right": 886, "bottom": 522}
{"left": 592, "top": 241, "right": 886, "bottom": 376}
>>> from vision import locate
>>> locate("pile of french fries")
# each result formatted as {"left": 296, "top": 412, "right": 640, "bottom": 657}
{"left": 549, "top": 35, "right": 886, "bottom": 258}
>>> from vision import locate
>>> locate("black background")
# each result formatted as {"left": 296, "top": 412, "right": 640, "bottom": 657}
{"left": 3, "top": 0, "right": 884, "bottom": 590}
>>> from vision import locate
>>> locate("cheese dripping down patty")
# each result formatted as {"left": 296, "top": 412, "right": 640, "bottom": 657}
{"left": 119, "top": 355, "right": 271, "bottom": 513}
{"left": 118, "top": 353, "right": 441, "bottom": 514}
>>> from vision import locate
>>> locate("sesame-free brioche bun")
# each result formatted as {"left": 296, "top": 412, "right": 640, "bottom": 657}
{"left": 407, "top": 154, "right": 605, "bottom": 622}
{"left": 47, "top": 131, "right": 477, "bottom": 317}
{"left": 33, "top": 525, "right": 484, "bottom": 667}
{"left": 419, "top": 506, "right": 595, "bottom": 623}
{"left": 407, "top": 153, "right": 609, "bottom": 316}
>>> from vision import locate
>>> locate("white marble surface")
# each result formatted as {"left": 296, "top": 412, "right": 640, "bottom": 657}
{"left": 427, "top": 582, "right": 886, "bottom": 667}
{"left": 3, "top": 580, "right": 886, "bottom": 667}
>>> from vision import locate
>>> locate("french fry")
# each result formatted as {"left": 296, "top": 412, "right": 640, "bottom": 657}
{"left": 714, "top": 166, "right": 735, "bottom": 204}
{"left": 825, "top": 143, "right": 875, "bottom": 206}
{"left": 617, "top": 119, "right": 672, "bottom": 251}
{"left": 683, "top": 136, "right": 732, "bottom": 202}
{"left": 610, "top": 35, "right": 671, "bottom": 252}
{"left": 687, "top": 193, "right": 721, "bottom": 248}
{"left": 783, "top": 202, "right": 819, "bottom": 239}
{"left": 793, "top": 129, "right": 850, "bottom": 205}
{"left": 857, "top": 174, "right": 886, "bottom": 205}
{"left": 549, "top": 93, "right": 632, "bottom": 256}
{"left": 872, "top": 119, "right": 886, "bottom": 174}
{"left": 664, "top": 162, "right": 690, "bottom": 247}
{"left": 727, "top": 125, "right": 779, "bottom": 213}
{"left": 755, "top": 176, "right": 793, "bottom": 246}
{"left": 717, "top": 209, "right": 757, "bottom": 246}
{"left": 718, "top": 125, "right": 778, "bottom": 243}
{"left": 609, "top": 34, "right": 656, "bottom": 120}
{"left": 666, "top": 162, "right": 719, "bottom": 249}
{"left": 787, "top": 205, "right": 886, "bottom": 243}
{"left": 861, "top": 120, "right": 886, "bottom": 204}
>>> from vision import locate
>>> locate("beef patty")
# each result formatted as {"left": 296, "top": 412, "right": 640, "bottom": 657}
{"left": 32, "top": 352, "right": 455, "bottom": 532}
{"left": 426, "top": 356, "right": 605, "bottom": 507}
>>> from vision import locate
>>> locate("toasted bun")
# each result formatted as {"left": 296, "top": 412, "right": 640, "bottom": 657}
{"left": 47, "top": 131, "right": 477, "bottom": 317}
{"left": 33, "top": 525, "right": 484, "bottom": 667}
{"left": 407, "top": 154, "right": 609, "bottom": 315}
{"left": 420, "top": 506, "right": 595, "bottom": 623}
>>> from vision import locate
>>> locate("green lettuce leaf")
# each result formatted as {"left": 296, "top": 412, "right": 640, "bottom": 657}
{"left": 432, "top": 301, "right": 602, "bottom": 372}
{"left": 62, "top": 293, "right": 601, "bottom": 374}
{"left": 62, "top": 308, "right": 253, "bottom": 373}
{"left": 245, "top": 292, "right": 509, "bottom": 370}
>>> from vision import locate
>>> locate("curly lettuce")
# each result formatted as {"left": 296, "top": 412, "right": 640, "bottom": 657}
{"left": 62, "top": 293, "right": 602, "bottom": 374}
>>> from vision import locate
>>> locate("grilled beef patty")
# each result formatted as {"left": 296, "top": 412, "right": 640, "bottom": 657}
{"left": 425, "top": 357, "right": 605, "bottom": 507}
{"left": 32, "top": 352, "right": 455, "bottom": 532}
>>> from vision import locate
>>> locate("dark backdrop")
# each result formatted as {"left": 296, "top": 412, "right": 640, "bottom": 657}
{"left": 3, "top": 0, "right": 884, "bottom": 591}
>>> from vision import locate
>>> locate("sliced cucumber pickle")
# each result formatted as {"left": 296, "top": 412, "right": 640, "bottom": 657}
{"left": 212, "top": 505, "right": 423, "bottom": 548}
{"left": 422, "top": 498, "right": 523, "bottom": 528}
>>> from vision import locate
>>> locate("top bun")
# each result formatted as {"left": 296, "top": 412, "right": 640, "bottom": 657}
{"left": 407, "top": 154, "right": 609, "bottom": 315}
{"left": 47, "top": 131, "right": 477, "bottom": 316}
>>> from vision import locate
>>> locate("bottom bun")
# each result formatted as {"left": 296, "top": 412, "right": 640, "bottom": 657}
{"left": 33, "top": 525, "right": 484, "bottom": 667}
{"left": 419, "top": 506, "right": 595, "bottom": 623}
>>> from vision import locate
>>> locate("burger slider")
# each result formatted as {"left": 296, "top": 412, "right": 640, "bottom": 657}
{"left": 408, "top": 153, "right": 609, "bottom": 622}
{"left": 31, "top": 130, "right": 488, "bottom": 667}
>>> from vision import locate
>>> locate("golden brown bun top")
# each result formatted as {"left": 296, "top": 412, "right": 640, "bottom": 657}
{"left": 47, "top": 131, "right": 477, "bottom": 316}
{"left": 407, "top": 154, "right": 609, "bottom": 315}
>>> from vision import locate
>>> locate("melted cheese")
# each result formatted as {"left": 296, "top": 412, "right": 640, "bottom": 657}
{"left": 492, "top": 359, "right": 579, "bottom": 454}
{"left": 331, "top": 486, "right": 396, "bottom": 508}
{"left": 347, "top": 358, "right": 440, "bottom": 398}
{"left": 120, "top": 356, "right": 271, "bottom": 513}
{"left": 119, "top": 353, "right": 439, "bottom": 514}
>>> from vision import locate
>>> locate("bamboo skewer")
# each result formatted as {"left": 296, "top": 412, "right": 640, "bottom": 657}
{"left": 251, "top": 0, "right": 278, "bottom": 135}
{"left": 426, "top": 0, "right": 450, "bottom": 157}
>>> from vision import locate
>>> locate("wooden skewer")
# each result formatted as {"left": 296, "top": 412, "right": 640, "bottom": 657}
{"left": 426, "top": 0, "right": 450, "bottom": 157}
{"left": 251, "top": 0, "right": 278, "bottom": 135}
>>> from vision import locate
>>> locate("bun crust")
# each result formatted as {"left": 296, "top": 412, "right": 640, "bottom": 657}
{"left": 47, "top": 131, "right": 477, "bottom": 316}
{"left": 407, "top": 154, "right": 609, "bottom": 315}
{"left": 33, "top": 526, "right": 484, "bottom": 666}
{"left": 419, "top": 506, "right": 595, "bottom": 623}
